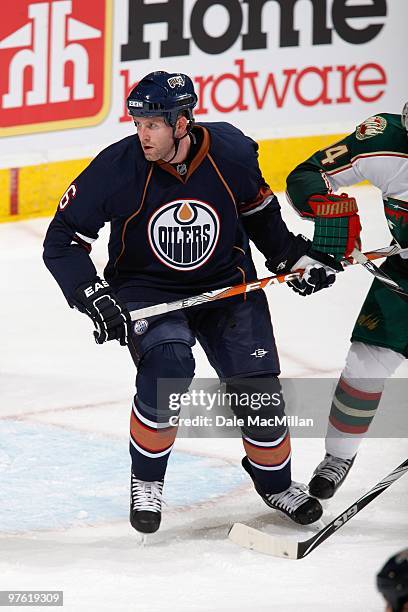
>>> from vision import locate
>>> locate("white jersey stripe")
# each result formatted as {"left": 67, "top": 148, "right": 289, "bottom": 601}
{"left": 75, "top": 232, "right": 96, "bottom": 244}
{"left": 240, "top": 195, "right": 274, "bottom": 217}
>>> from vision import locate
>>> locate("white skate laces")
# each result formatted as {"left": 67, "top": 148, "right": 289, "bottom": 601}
{"left": 131, "top": 477, "right": 163, "bottom": 513}
{"left": 265, "top": 482, "right": 311, "bottom": 512}
{"left": 314, "top": 454, "right": 354, "bottom": 485}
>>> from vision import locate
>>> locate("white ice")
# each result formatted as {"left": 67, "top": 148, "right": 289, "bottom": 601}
{"left": 1, "top": 186, "right": 407, "bottom": 611}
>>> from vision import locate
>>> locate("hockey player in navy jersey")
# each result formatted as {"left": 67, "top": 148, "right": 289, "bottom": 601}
{"left": 43, "top": 71, "right": 338, "bottom": 534}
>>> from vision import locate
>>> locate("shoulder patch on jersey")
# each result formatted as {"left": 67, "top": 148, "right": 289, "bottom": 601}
{"left": 356, "top": 116, "right": 387, "bottom": 140}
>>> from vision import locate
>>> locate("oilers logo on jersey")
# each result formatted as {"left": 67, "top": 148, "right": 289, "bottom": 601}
{"left": 148, "top": 200, "right": 220, "bottom": 270}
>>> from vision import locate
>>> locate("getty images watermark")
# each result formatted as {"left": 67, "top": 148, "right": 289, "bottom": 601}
{"left": 156, "top": 378, "right": 408, "bottom": 438}
{"left": 166, "top": 387, "right": 314, "bottom": 429}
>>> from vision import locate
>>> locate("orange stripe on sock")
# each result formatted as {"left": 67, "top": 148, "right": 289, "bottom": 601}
{"left": 130, "top": 411, "right": 178, "bottom": 453}
{"left": 243, "top": 434, "right": 291, "bottom": 467}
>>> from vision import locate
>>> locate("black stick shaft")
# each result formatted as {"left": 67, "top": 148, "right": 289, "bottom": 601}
{"left": 298, "top": 459, "right": 408, "bottom": 558}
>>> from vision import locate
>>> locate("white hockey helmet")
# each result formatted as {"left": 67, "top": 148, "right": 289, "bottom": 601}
{"left": 402, "top": 101, "right": 408, "bottom": 131}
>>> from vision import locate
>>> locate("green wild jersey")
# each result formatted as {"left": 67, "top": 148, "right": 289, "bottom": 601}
{"left": 286, "top": 113, "right": 408, "bottom": 250}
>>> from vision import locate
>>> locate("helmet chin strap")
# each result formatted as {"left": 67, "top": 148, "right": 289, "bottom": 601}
{"left": 164, "top": 122, "right": 194, "bottom": 164}
{"left": 164, "top": 135, "right": 181, "bottom": 164}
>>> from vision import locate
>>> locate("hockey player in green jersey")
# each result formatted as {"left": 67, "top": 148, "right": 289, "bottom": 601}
{"left": 286, "top": 105, "right": 408, "bottom": 499}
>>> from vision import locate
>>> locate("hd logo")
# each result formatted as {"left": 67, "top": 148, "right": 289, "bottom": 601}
{"left": 0, "top": 0, "right": 112, "bottom": 135}
{"left": 148, "top": 200, "right": 220, "bottom": 271}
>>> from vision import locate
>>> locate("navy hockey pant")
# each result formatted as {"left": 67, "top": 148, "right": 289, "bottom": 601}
{"left": 127, "top": 291, "right": 291, "bottom": 493}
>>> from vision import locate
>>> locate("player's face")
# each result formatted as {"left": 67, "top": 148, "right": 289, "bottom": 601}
{"left": 133, "top": 116, "right": 175, "bottom": 161}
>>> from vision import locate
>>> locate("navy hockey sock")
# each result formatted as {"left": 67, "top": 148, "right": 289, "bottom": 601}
{"left": 242, "top": 429, "right": 292, "bottom": 493}
{"left": 129, "top": 395, "right": 178, "bottom": 482}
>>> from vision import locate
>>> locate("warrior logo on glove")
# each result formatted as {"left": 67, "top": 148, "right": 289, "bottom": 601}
{"left": 306, "top": 193, "right": 362, "bottom": 261}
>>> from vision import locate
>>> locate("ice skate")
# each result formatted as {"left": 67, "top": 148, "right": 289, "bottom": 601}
{"left": 309, "top": 453, "right": 356, "bottom": 499}
{"left": 242, "top": 457, "right": 322, "bottom": 525}
{"left": 130, "top": 472, "right": 163, "bottom": 534}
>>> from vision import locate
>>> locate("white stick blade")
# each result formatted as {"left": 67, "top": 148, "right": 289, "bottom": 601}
{"left": 228, "top": 523, "right": 299, "bottom": 559}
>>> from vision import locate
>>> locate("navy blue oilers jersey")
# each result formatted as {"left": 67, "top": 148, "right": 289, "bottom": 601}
{"left": 43, "top": 122, "right": 299, "bottom": 305}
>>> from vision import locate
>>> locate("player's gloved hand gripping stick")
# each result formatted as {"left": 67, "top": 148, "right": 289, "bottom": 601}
{"left": 128, "top": 244, "right": 408, "bottom": 322}
{"left": 74, "top": 278, "right": 131, "bottom": 345}
{"left": 73, "top": 246, "right": 407, "bottom": 343}
{"left": 306, "top": 192, "right": 362, "bottom": 261}
{"left": 278, "top": 247, "right": 343, "bottom": 297}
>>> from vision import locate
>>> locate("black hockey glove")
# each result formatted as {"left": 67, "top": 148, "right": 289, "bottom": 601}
{"left": 288, "top": 250, "right": 343, "bottom": 296}
{"left": 266, "top": 235, "right": 342, "bottom": 297}
{"left": 288, "top": 263, "right": 336, "bottom": 296}
{"left": 74, "top": 278, "right": 131, "bottom": 345}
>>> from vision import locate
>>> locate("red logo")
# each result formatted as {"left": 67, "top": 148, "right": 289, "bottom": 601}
{"left": 0, "top": 0, "right": 112, "bottom": 135}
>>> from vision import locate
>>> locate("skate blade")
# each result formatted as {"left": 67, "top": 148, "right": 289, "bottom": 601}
{"left": 137, "top": 533, "right": 148, "bottom": 547}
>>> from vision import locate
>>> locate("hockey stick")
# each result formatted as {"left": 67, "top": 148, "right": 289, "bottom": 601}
{"left": 129, "top": 245, "right": 408, "bottom": 321}
{"left": 228, "top": 458, "right": 408, "bottom": 559}
{"left": 351, "top": 247, "right": 408, "bottom": 303}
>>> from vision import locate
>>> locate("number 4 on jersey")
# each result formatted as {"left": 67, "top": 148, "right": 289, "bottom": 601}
{"left": 321, "top": 144, "right": 348, "bottom": 165}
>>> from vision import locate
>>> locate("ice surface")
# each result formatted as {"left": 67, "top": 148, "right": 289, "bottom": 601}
{"left": 1, "top": 187, "right": 406, "bottom": 611}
